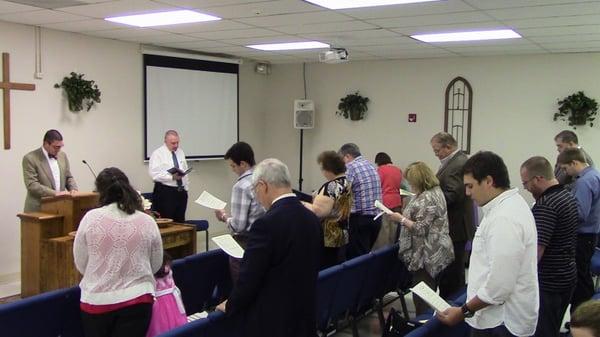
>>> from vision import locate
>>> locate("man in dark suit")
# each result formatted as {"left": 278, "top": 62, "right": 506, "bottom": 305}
{"left": 22, "top": 129, "right": 78, "bottom": 212}
{"left": 217, "top": 158, "right": 322, "bottom": 337}
{"left": 430, "top": 132, "right": 474, "bottom": 299}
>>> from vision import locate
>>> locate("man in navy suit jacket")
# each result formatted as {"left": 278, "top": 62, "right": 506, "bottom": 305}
{"left": 217, "top": 158, "right": 322, "bottom": 337}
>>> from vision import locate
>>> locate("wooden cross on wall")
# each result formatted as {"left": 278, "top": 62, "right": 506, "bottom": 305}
{"left": 0, "top": 52, "right": 36, "bottom": 150}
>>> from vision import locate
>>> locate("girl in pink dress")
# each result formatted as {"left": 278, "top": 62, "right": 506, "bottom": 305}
{"left": 146, "top": 252, "right": 187, "bottom": 337}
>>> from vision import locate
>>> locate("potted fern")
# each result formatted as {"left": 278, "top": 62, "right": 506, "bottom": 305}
{"left": 54, "top": 72, "right": 101, "bottom": 112}
{"left": 554, "top": 91, "right": 598, "bottom": 128}
{"left": 337, "top": 91, "right": 370, "bottom": 121}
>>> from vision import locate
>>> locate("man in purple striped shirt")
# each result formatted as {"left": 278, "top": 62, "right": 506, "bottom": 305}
{"left": 339, "top": 143, "right": 382, "bottom": 259}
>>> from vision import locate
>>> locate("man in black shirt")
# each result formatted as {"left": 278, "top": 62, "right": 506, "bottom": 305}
{"left": 520, "top": 156, "right": 579, "bottom": 337}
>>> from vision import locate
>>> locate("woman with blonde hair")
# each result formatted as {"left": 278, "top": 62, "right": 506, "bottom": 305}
{"left": 388, "top": 161, "right": 454, "bottom": 315}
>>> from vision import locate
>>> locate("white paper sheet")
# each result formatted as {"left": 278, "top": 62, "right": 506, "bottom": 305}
{"left": 212, "top": 234, "right": 245, "bottom": 259}
{"left": 410, "top": 281, "right": 451, "bottom": 312}
{"left": 400, "top": 188, "right": 415, "bottom": 196}
{"left": 195, "top": 191, "right": 227, "bottom": 210}
{"left": 374, "top": 200, "right": 394, "bottom": 220}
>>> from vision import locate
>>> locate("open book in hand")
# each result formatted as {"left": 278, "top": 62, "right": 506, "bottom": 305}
{"left": 374, "top": 200, "right": 394, "bottom": 220}
{"left": 410, "top": 281, "right": 451, "bottom": 313}
{"left": 167, "top": 167, "right": 193, "bottom": 176}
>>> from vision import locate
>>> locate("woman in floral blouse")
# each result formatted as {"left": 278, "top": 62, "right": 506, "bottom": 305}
{"left": 303, "top": 151, "right": 352, "bottom": 269}
{"left": 388, "top": 161, "right": 454, "bottom": 315}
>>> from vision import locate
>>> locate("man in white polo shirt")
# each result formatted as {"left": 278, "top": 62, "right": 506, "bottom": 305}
{"left": 437, "top": 151, "right": 538, "bottom": 337}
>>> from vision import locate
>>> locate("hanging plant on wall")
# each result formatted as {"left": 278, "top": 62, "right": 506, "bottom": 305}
{"left": 54, "top": 72, "right": 101, "bottom": 112}
{"left": 554, "top": 91, "right": 598, "bottom": 128}
{"left": 336, "top": 91, "right": 370, "bottom": 121}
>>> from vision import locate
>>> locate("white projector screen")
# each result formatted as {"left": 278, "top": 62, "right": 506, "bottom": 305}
{"left": 144, "top": 54, "right": 239, "bottom": 160}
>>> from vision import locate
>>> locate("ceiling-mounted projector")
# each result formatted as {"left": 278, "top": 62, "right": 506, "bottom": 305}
{"left": 319, "top": 48, "right": 349, "bottom": 64}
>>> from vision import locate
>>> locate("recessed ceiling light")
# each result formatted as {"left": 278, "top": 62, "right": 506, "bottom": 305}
{"left": 304, "top": 0, "right": 439, "bottom": 10}
{"left": 411, "top": 29, "right": 522, "bottom": 42}
{"left": 105, "top": 10, "right": 221, "bottom": 27}
{"left": 247, "top": 41, "right": 330, "bottom": 51}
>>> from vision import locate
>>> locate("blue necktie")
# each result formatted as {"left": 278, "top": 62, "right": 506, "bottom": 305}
{"left": 172, "top": 151, "right": 183, "bottom": 188}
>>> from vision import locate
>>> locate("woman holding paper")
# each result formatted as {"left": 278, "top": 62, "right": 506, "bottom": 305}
{"left": 388, "top": 161, "right": 454, "bottom": 315}
{"left": 303, "top": 151, "right": 352, "bottom": 269}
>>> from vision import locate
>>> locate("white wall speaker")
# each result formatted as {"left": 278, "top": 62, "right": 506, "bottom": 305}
{"left": 294, "top": 99, "right": 314, "bottom": 129}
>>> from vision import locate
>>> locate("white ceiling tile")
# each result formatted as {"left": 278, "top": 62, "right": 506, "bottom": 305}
{"left": 446, "top": 44, "right": 546, "bottom": 53}
{"left": 270, "top": 20, "right": 377, "bottom": 34}
{"left": 485, "top": 3, "right": 600, "bottom": 20}
{"left": 457, "top": 49, "right": 546, "bottom": 56}
{"left": 530, "top": 33, "right": 600, "bottom": 43}
{"left": 225, "top": 35, "right": 316, "bottom": 46}
{"left": 236, "top": 11, "right": 352, "bottom": 27}
{"left": 198, "top": 45, "right": 258, "bottom": 53}
{"left": 0, "top": 0, "right": 38, "bottom": 14}
{"left": 42, "top": 18, "right": 125, "bottom": 32}
{"left": 367, "top": 11, "right": 492, "bottom": 28}
{"left": 430, "top": 38, "right": 537, "bottom": 48}
{"left": 0, "top": 9, "right": 88, "bottom": 24}
{"left": 58, "top": 0, "right": 176, "bottom": 18}
{"left": 506, "top": 14, "right": 600, "bottom": 29}
{"left": 548, "top": 47, "right": 600, "bottom": 53}
{"left": 188, "top": 27, "right": 282, "bottom": 39}
{"left": 463, "top": 0, "right": 595, "bottom": 10}
{"left": 301, "top": 28, "right": 399, "bottom": 40}
{"left": 152, "top": 20, "right": 252, "bottom": 33}
{"left": 203, "top": 0, "right": 323, "bottom": 19}
{"left": 119, "top": 33, "right": 199, "bottom": 43}
{"left": 85, "top": 27, "right": 170, "bottom": 39}
{"left": 351, "top": 43, "right": 440, "bottom": 52}
{"left": 339, "top": 0, "right": 474, "bottom": 19}
{"left": 154, "top": 40, "right": 234, "bottom": 49}
{"left": 517, "top": 25, "right": 600, "bottom": 37}
{"left": 538, "top": 40, "right": 600, "bottom": 49}
{"left": 369, "top": 49, "right": 458, "bottom": 59}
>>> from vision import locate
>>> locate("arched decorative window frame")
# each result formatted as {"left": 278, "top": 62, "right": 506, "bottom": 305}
{"left": 444, "top": 76, "right": 473, "bottom": 154}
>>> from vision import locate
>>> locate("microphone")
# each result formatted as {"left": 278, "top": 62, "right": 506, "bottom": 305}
{"left": 82, "top": 160, "right": 97, "bottom": 179}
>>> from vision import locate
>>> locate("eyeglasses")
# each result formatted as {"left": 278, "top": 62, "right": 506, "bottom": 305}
{"left": 521, "top": 176, "right": 536, "bottom": 187}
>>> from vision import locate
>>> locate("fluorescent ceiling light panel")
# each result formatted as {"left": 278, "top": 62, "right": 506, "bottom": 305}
{"left": 304, "top": 0, "right": 439, "bottom": 10}
{"left": 105, "top": 10, "right": 220, "bottom": 27}
{"left": 247, "top": 41, "right": 330, "bottom": 51}
{"left": 411, "top": 29, "right": 521, "bottom": 42}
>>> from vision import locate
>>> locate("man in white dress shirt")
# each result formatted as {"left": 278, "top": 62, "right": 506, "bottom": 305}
{"left": 22, "top": 129, "right": 78, "bottom": 212}
{"left": 149, "top": 130, "right": 189, "bottom": 222}
{"left": 438, "top": 151, "right": 538, "bottom": 337}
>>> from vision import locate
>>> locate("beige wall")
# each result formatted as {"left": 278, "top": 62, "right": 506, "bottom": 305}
{"left": 0, "top": 20, "right": 266, "bottom": 283}
{"left": 261, "top": 56, "right": 600, "bottom": 197}
{"left": 3, "top": 18, "right": 600, "bottom": 288}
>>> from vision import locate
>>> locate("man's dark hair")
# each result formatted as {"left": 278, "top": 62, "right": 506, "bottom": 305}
{"left": 43, "top": 129, "right": 63, "bottom": 143}
{"left": 520, "top": 156, "right": 553, "bottom": 180}
{"left": 224, "top": 141, "right": 256, "bottom": 166}
{"left": 317, "top": 151, "right": 346, "bottom": 175}
{"left": 96, "top": 167, "right": 142, "bottom": 215}
{"left": 557, "top": 148, "right": 586, "bottom": 165}
{"left": 431, "top": 132, "right": 458, "bottom": 148}
{"left": 554, "top": 130, "right": 578, "bottom": 144}
{"left": 462, "top": 151, "right": 510, "bottom": 189}
{"left": 339, "top": 143, "right": 361, "bottom": 158}
{"left": 374, "top": 152, "right": 392, "bottom": 166}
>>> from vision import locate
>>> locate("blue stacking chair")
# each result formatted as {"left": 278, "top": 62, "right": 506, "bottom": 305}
{"left": 316, "top": 264, "right": 343, "bottom": 335}
{"left": 330, "top": 254, "right": 375, "bottom": 337}
{"left": 0, "top": 286, "right": 81, "bottom": 337}
{"left": 60, "top": 287, "right": 85, "bottom": 337}
{"left": 182, "top": 250, "right": 231, "bottom": 313}
{"left": 171, "top": 258, "right": 192, "bottom": 314}
{"left": 157, "top": 317, "right": 210, "bottom": 337}
{"left": 186, "top": 219, "right": 210, "bottom": 251}
{"left": 361, "top": 245, "right": 399, "bottom": 328}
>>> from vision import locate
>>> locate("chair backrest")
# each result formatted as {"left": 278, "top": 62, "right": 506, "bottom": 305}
{"left": 404, "top": 317, "right": 470, "bottom": 337}
{"left": 330, "top": 253, "right": 375, "bottom": 319}
{"left": 0, "top": 286, "right": 84, "bottom": 337}
{"left": 181, "top": 249, "right": 231, "bottom": 313}
{"left": 382, "top": 244, "right": 412, "bottom": 295}
{"left": 316, "top": 264, "right": 343, "bottom": 331}
{"left": 357, "top": 245, "right": 397, "bottom": 311}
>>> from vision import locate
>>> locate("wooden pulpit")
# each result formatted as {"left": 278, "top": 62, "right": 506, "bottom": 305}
{"left": 18, "top": 192, "right": 99, "bottom": 298}
{"left": 18, "top": 192, "right": 197, "bottom": 298}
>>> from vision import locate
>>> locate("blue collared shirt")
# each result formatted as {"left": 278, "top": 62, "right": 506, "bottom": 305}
{"left": 572, "top": 166, "right": 600, "bottom": 234}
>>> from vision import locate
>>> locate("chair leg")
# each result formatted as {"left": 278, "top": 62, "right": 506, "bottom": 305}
{"left": 399, "top": 292, "right": 410, "bottom": 320}
{"left": 205, "top": 230, "right": 209, "bottom": 251}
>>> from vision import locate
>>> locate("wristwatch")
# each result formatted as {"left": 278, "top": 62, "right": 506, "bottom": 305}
{"left": 461, "top": 303, "right": 475, "bottom": 318}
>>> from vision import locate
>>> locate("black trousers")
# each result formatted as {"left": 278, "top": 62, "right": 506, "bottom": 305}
{"left": 534, "top": 287, "right": 574, "bottom": 337}
{"left": 346, "top": 214, "right": 381, "bottom": 259}
{"left": 438, "top": 240, "right": 466, "bottom": 299}
{"left": 570, "top": 233, "right": 597, "bottom": 312}
{"left": 471, "top": 325, "right": 518, "bottom": 337}
{"left": 320, "top": 246, "right": 346, "bottom": 270}
{"left": 152, "top": 182, "right": 188, "bottom": 223}
{"left": 81, "top": 303, "right": 153, "bottom": 337}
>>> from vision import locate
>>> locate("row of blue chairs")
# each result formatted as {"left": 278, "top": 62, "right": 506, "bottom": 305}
{"left": 404, "top": 293, "right": 470, "bottom": 337}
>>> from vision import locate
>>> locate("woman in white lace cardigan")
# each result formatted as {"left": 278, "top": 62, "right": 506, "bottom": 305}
{"left": 74, "top": 167, "right": 163, "bottom": 337}
{"left": 388, "top": 161, "right": 454, "bottom": 315}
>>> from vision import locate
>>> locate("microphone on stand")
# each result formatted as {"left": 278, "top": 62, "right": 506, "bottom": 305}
{"left": 82, "top": 160, "right": 97, "bottom": 179}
